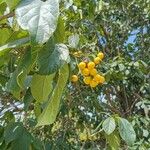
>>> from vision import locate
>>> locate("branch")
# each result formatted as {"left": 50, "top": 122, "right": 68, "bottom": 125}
{"left": 105, "top": 88, "right": 122, "bottom": 116}
{"left": 0, "top": 23, "right": 10, "bottom": 28}
{"left": 0, "top": 12, "right": 15, "bottom": 21}
{"left": 123, "top": 93, "right": 141, "bottom": 115}
{"left": 122, "top": 85, "right": 129, "bottom": 111}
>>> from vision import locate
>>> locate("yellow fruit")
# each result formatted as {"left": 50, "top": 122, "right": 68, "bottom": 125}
{"left": 83, "top": 76, "right": 92, "bottom": 85}
{"left": 78, "top": 62, "right": 86, "bottom": 70}
{"left": 97, "top": 52, "right": 104, "bottom": 60}
{"left": 90, "top": 68, "right": 97, "bottom": 76}
{"left": 82, "top": 68, "right": 90, "bottom": 76}
{"left": 94, "top": 57, "right": 101, "bottom": 65}
{"left": 93, "top": 74, "right": 102, "bottom": 82}
{"left": 71, "top": 75, "right": 78, "bottom": 82}
{"left": 99, "top": 76, "right": 105, "bottom": 84}
{"left": 87, "top": 62, "right": 95, "bottom": 70}
{"left": 90, "top": 79, "right": 98, "bottom": 88}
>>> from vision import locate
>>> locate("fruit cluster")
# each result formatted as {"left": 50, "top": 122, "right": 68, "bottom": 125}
{"left": 71, "top": 52, "right": 105, "bottom": 88}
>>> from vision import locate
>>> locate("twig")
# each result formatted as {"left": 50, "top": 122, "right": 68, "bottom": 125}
{"left": 0, "top": 12, "right": 15, "bottom": 21}
{"left": 122, "top": 85, "right": 129, "bottom": 111}
{"left": 123, "top": 93, "right": 141, "bottom": 115}
{"left": 105, "top": 88, "right": 122, "bottom": 115}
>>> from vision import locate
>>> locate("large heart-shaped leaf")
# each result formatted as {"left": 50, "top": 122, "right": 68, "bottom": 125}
{"left": 38, "top": 38, "right": 70, "bottom": 75}
{"left": 15, "top": 0, "right": 59, "bottom": 44}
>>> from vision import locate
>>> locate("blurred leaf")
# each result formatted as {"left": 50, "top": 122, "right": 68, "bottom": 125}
{"left": 4, "top": 122, "right": 23, "bottom": 144}
{"left": 106, "top": 132, "right": 120, "bottom": 150}
{"left": 118, "top": 118, "right": 136, "bottom": 146}
{"left": 102, "top": 117, "right": 116, "bottom": 135}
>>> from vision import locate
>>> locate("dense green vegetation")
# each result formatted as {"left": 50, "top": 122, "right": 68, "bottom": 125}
{"left": 0, "top": 0, "right": 150, "bottom": 149}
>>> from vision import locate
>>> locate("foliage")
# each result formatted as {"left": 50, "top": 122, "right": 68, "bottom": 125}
{"left": 0, "top": 0, "right": 150, "bottom": 149}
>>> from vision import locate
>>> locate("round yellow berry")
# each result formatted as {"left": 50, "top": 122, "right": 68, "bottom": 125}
{"left": 82, "top": 68, "right": 90, "bottom": 76}
{"left": 71, "top": 75, "right": 78, "bottom": 82}
{"left": 94, "top": 57, "right": 101, "bottom": 65}
{"left": 83, "top": 76, "right": 92, "bottom": 85}
{"left": 87, "top": 62, "right": 95, "bottom": 70}
{"left": 97, "top": 52, "right": 104, "bottom": 60}
{"left": 93, "top": 74, "right": 102, "bottom": 83}
{"left": 90, "top": 79, "right": 98, "bottom": 88}
{"left": 99, "top": 76, "right": 105, "bottom": 84}
{"left": 90, "top": 68, "right": 97, "bottom": 76}
{"left": 78, "top": 62, "right": 86, "bottom": 70}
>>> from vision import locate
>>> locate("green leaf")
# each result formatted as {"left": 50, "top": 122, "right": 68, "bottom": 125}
{"left": 0, "top": 2, "right": 7, "bottom": 17}
{"left": 38, "top": 38, "right": 70, "bottom": 75}
{"left": 0, "top": 1, "right": 5, "bottom": 5}
{"left": 0, "top": 37, "right": 29, "bottom": 56}
{"left": 102, "top": 117, "right": 116, "bottom": 135}
{"left": 98, "top": 0, "right": 104, "bottom": 12}
{"left": 6, "top": 70, "right": 21, "bottom": 99}
{"left": 32, "top": 137, "right": 43, "bottom": 150}
{"left": 34, "top": 102, "right": 41, "bottom": 118}
{"left": 0, "top": 126, "right": 4, "bottom": 144}
{"left": 23, "top": 88, "right": 34, "bottom": 111}
{"left": 118, "top": 118, "right": 136, "bottom": 146}
{"left": 17, "top": 69, "right": 28, "bottom": 89}
{"left": 2, "top": 111, "right": 15, "bottom": 124}
{"left": 31, "top": 74, "right": 55, "bottom": 103}
{"left": 36, "top": 64, "right": 69, "bottom": 126}
{"left": 4, "top": 122, "right": 23, "bottom": 144}
{"left": 0, "top": 28, "right": 12, "bottom": 45}
{"left": 5, "top": 0, "right": 20, "bottom": 10}
{"left": 6, "top": 48, "right": 31, "bottom": 99}
{"left": 105, "top": 132, "right": 120, "bottom": 150}
{"left": 11, "top": 128, "right": 31, "bottom": 150}
{"left": 4, "top": 122, "right": 31, "bottom": 150}
{"left": 15, "top": 0, "right": 59, "bottom": 44}
{"left": 54, "top": 17, "right": 65, "bottom": 43}
{"left": 0, "top": 73, "right": 9, "bottom": 86}
{"left": 118, "top": 64, "right": 125, "bottom": 71}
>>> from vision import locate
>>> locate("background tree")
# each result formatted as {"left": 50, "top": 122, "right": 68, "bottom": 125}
{"left": 0, "top": 0, "right": 150, "bottom": 149}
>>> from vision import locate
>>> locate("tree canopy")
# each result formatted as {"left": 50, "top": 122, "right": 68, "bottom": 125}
{"left": 0, "top": 0, "right": 150, "bottom": 149}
